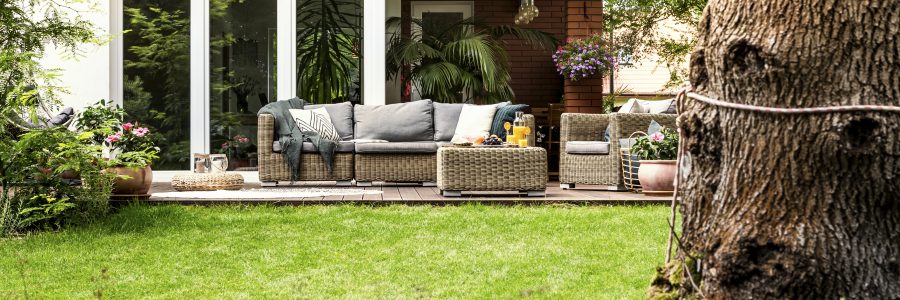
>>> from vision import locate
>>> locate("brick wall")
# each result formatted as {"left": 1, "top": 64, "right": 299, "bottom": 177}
{"left": 563, "top": 0, "right": 605, "bottom": 113}
{"left": 474, "top": 0, "right": 566, "bottom": 108}
{"left": 399, "top": 0, "right": 566, "bottom": 108}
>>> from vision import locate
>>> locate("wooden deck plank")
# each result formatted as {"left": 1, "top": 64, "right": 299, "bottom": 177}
{"left": 399, "top": 186, "right": 423, "bottom": 201}
{"left": 363, "top": 186, "right": 383, "bottom": 201}
{"left": 382, "top": 186, "right": 402, "bottom": 201}
{"left": 414, "top": 186, "right": 441, "bottom": 201}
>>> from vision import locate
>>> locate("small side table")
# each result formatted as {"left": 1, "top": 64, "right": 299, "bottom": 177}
{"left": 171, "top": 173, "right": 245, "bottom": 191}
{"left": 437, "top": 147, "right": 548, "bottom": 197}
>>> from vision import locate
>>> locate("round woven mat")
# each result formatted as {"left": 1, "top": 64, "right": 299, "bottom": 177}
{"left": 171, "top": 173, "right": 245, "bottom": 191}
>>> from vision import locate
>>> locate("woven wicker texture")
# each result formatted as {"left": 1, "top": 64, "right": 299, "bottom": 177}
{"left": 172, "top": 173, "right": 245, "bottom": 191}
{"left": 559, "top": 113, "right": 677, "bottom": 186}
{"left": 437, "top": 147, "right": 547, "bottom": 191}
{"left": 258, "top": 114, "right": 354, "bottom": 182}
{"left": 260, "top": 113, "right": 536, "bottom": 183}
{"left": 354, "top": 154, "right": 437, "bottom": 182}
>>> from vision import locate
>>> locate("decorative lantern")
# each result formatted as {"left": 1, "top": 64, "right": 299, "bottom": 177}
{"left": 193, "top": 153, "right": 210, "bottom": 173}
{"left": 515, "top": 0, "right": 539, "bottom": 25}
{"left": 209, "top": 154, "right": 229, "bottom": 173}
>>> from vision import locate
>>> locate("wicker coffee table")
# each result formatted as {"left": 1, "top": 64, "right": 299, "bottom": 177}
{"left": 171, "top": 173, "right": 245, "bottom": 191}
{"left": 436, "top": 146, "right": 548, "bottom": 197}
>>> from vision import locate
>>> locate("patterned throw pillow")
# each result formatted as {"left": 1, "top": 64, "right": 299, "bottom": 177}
{"left": 289, "top": 107, "right": 341, "bottom": 142}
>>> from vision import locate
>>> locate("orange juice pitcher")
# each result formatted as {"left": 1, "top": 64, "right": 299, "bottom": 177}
{"left": 512, "top": 111, "right": 527, "bottom": 145}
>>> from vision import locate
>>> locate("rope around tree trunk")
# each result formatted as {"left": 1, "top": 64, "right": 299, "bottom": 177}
{"left": 664, "top": 87, "right": 900, "bottom": 296}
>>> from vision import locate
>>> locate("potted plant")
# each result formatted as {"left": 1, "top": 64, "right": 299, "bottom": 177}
{"left": 632, "top": 128, "right": 679, "bottom": 196}
{"left": 104, "top": 122, "right": 159, "bottom": 195}
{"left": 553, "top": 33, "right": 615, "bottom": 82}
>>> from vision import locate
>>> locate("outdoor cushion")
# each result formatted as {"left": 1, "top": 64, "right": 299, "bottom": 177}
{"left": 643, "top": 99, "right": 677, "bottom": 114}
{"left": 619, "top": 99, "right": 647, "bottom": 113}
{"left": 302, "top": 141, "right": 355, "bottom": 153}
{"left": 354, "top": 99, "right": 434, "bottom": 142}
{"left": 565, "top": 141, "right": 611, "bottom": 155}
{"left": 273, "top": 141, "right": 356, "bottom": 153}
{"left": 289, "top": 107, "right": 341, "bottom": 142}
{"left": 304, "top": 101, "right": 354, "bottom": 140}
{"left": 355, "top": 142, "right": 438, "bottom": 154}
{"left": 452, "top": 104, "right": 498, "bottom": 141}
{"left": 433, "top": 102, "right": 464, "bottom": 141}
{"left": 618, "top": 98, "right": 676, "bottom": 114}
{"left": 490, "top": 103, "right": 529, "bottom": 139}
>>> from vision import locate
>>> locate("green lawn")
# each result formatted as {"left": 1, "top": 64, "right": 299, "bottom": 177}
{"left": 1, "top": 204, "right": 669, "bottom": 299}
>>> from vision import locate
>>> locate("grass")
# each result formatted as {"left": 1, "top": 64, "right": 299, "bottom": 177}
{"left": 1, "top": 204, "right": 670, "bottom": 299}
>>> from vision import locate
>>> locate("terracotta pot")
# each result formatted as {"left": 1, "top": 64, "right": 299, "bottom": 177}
{"left": 637, "top": 160, "right": 676, "bottom": 196}
{"left": 108, "top": 166, "right": 153, "bottom": 195}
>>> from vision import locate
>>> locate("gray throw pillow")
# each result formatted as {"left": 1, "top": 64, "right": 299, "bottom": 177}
{"left": 354, "top": 99, "right": 435, "bottom": 142}
{"left": 433, "top": 102, "right": 464, "bottom": 141}
{"left": 305, "top": 101, "right": 354, "bottom": 141}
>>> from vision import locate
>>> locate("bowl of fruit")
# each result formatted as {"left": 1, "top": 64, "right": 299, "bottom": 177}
{"left": 474, "top": 135, "right": 506, "bottom": 147}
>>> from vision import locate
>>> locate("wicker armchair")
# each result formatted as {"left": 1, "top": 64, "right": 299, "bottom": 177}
{"left": 559, "top": 113, "right": 677, "bottom": 190}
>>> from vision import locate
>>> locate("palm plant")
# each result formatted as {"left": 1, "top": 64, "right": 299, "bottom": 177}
{"left": 296, "top": 0, "right": 362, "bottom": 104}
{"left": 386, "top": 17, "right": 558, "bottom": 103}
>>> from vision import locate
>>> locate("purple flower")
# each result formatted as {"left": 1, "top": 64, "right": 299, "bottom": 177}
{"left": 650, "top": 132, "right": 665, "bottom": 142}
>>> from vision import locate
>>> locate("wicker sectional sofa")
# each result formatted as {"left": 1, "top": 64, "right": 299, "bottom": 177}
{"left": 258, "top": 100, "right": 535, "bottom": 186}
{"left": 559, "top": 112, "right": 677, "bottom": 190}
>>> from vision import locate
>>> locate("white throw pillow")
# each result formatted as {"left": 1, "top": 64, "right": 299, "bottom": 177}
{"left": 452, "top": 104, "right": 499, "bottom": 141}
{"left": 618, "top": 98, "right": 647, "bottom": 113}
{"left": 642, "top": 99, "right": 677, "bottom": 114}
{"left": 289, "top": 107, "right": 341, "bottom": 142}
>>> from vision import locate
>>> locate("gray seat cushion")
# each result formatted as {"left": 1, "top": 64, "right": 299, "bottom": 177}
{"left": 304, "top": 102, "right": 354, "bottom": 140}
{"left": 273, "top": 141, "right": 355, "bottom": 153}
{"left": 565, "top": 141, "right": 611, "bottom": 155}
{"left": 433, "top": 102, "right": 463, "bottom": 141}
{"left": 303, "top": 141, "right": 355, "bottom": 153}
{"left": 354, "top": 100, "right": 434, "bottom": 142}
{"left": 355, "top": 142, "right": 438, "bottom": 154}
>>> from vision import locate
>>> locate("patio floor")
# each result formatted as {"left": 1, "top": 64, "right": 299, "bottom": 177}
{"left": 146, "top": 171, "right": 672, "bottom": 205}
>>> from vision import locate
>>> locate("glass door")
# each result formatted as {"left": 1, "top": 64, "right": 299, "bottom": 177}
{"left": 209, "top": 0, "right": 277, "bottom": 171}
{"left": 123, "top": 0, "right": 192, "bottom": 170}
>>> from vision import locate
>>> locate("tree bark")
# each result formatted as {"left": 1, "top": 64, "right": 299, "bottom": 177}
{"left": 672, "top": 0, "right": 900, "bottom": 298}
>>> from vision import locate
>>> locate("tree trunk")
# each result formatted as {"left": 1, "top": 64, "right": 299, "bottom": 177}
{"left": 671, "top": 0, "right": 900, "bottom": 298}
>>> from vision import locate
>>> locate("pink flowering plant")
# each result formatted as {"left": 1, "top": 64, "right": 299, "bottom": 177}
{"left": 217, "top": 134, "right": 253, "bottom": 160}
{"left": 104, "top": 122, "right": 159, "bottom": 168}
{"left": 632, "top": 128, "right": 678, "bottom": 160}
{"left": 553, "top": 33, "right": 615, "bottom": 82}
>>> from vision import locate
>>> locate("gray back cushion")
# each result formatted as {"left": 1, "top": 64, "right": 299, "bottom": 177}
{"left": 304, "top": 102, "right": 354, "bottom": 141}
{"left": 354, "top": 100, "right": 434, "bottom": 142}
{"left": 432, "top": 102, "right": 464, "bottom": 141}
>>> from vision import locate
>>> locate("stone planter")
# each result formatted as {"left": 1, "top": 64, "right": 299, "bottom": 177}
{"left": 109, "top": 166, "right": 153, "bottom": 195}
{"left": 637, "top": 160, "right": 676, "bottom": 196}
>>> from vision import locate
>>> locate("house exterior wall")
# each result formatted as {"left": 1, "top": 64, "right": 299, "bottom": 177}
{"left": 474, "top": 0, "right": 566, "bottom": 108}
{"left": 41, "top": 0, "right": 112, "bottom": 111}
{"left": 394, "top": 0, "right": 566, "bottom": 108}
{"left": 563, "top": 0, "right": 605, "bottom": 113}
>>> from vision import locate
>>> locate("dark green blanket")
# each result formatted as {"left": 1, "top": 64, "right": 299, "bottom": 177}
{"left": 258, "top": 98, "right": 337, "bottom": 181}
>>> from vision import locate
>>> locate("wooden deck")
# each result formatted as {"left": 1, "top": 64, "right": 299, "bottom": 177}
{"left": 146, "top": 171, "right": 672, "bottom": 205}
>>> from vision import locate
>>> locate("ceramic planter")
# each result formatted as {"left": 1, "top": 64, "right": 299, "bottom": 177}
{"left": 637, "top": 160, "right": 676, "bottom": 196}
{"left": 109, "top": 166, "right": 153, "bottom": 195}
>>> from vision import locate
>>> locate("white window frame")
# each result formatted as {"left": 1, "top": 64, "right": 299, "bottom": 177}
{"left": 111, "top": 0, "right": 385, "bottom": 169}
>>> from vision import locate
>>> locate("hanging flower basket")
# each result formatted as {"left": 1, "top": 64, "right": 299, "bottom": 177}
{"left": 553, "top": 33, "right": 615, "bottom": 82}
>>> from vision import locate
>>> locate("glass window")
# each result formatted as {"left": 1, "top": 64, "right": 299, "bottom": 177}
{"left": 123, "top": 0, "right": 191, "bottom": 170}
{"left": 296, "top": 0, "right": 363, "bottom": 104}
{"left": 209, "top": 0, "right": 277, "bottom": 171}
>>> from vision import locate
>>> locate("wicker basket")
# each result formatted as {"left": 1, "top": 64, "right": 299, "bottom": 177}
{"left": 171, "top": 173, "right": 245, "bottom": 191}
{"left": 620, "top": 131, "right": 647, "bottom": 193}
